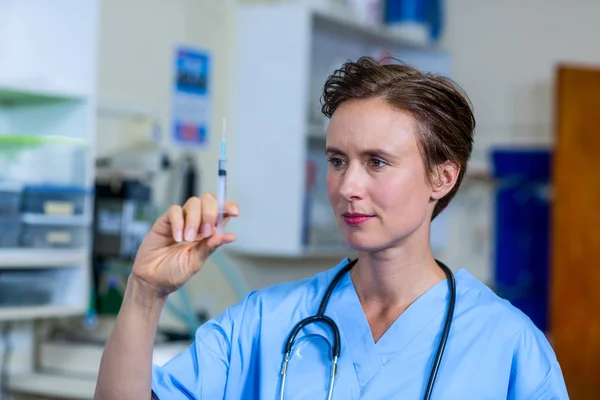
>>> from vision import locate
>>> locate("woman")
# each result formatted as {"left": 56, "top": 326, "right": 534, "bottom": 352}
{"left": 95, "top": 57, "right": 568, "bottom": 399}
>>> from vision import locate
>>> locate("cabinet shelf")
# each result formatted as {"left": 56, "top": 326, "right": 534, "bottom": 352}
{"left": 7, "top": 372, "right": 95, "bottom": 400}
{"left": 0, "top": 249, "right": 88, "bottom": 268}
{"left": 0, "top": 0, "right": 97, "bottom": 327}
{"left": 313, "top": 7, "right": 429, "bottom": 49}
{"left": 308, "top": 119, "right": 328, "bottom": 140}
{"left": 0, "top": 305, "right": 86, "bottom": 321}
{"left": 0, "top": 82, "right": 87, "bottom": 105}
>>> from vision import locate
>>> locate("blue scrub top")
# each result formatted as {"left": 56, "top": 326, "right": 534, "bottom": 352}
{"left": 152, "top": 259, "right": 569, "bottom": 399}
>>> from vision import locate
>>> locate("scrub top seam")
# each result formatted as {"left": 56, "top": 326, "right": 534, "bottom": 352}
{"left": 377, "top": 274, "right": 472, "bottom": 364}
{"left": 378, "top": 278, "right": 475, "bottom": 367}
{"left": 196, "top": 335, "right": 231, "bottom": 363}
{"left": 379, "top": 307, "right": 447, "bottom": 367}
{"left": 331, "top": 293, "right": 383, "bottom": 390}
{"left": 520, "top": 363, "right": 559, "bottom": 400}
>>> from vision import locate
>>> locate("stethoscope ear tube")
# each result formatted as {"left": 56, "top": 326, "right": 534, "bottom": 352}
{"left": 318, "top": 258, "right": 357, "bottom": 316}
{"left": 423, "top": 260, "right": 456, "bottom": 400}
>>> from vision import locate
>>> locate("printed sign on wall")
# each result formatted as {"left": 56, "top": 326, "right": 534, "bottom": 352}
{"left": 171, "top": 45, "right": 211, "bottom": 147}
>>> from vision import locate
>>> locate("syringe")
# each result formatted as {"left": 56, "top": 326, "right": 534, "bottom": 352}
{"left": 216, "top": 118, "right": 227, "bottom": 234}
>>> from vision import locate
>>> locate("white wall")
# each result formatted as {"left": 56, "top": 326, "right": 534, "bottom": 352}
{"left": 442, "top": 0, "right": 600, "bottom": 157}
{"left": 432, "top": 0, "right": 600, "bottom": 283}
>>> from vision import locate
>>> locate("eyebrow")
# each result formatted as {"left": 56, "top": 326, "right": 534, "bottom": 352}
{"left": 325, "top": 146, "right": 398, "bottom": 161}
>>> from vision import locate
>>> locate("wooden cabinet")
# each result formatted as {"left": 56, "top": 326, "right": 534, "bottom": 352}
{"left": 552, "top": 64, "right": 600, "bottom": 398}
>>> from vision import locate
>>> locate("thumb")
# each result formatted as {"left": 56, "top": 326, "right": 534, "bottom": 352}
{"left": 194, "top": 233, "right": 236, "bottom": 260}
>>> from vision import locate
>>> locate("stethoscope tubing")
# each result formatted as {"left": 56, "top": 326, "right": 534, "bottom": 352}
{"left": 279, "top": 258, "right": 456, "bottom": 400}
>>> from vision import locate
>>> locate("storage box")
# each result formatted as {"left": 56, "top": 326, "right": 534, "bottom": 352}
{"left": 20, "top": 219, "right": 89, "bottom": 249}
{"left": 0, "top": 182, "right": 23, "bottom": 216}
{"left": 0, "top": 135, "right": 88, "bottom": 187}
{"left": 22, "top": 185, "right": 89, "bottom": 216}
{"left": 491, "top": 148, "right": 552, "bottom": 180}
{"left": 0, "top": 270, "right": 55, "bottom": 307}
{"left": 0, "top": 216, "right": 21, "bottom": 247}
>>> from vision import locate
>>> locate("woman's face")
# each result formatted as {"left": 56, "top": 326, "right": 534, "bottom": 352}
{"left": 326, "top": 97, "right": 436, "bottom": 253}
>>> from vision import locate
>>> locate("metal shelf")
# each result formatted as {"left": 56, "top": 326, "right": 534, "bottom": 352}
{"left": 0, "top": 305, "right": 85, "bottom": 321}
{"left": 0, "top": 82, "right": 87, "bottom": 105}
{"left": 312, "top": 6, "right": 429, "bottom": 49}
{"left": 22, "top": 213, "right": 92, "bottom": 226}
{"left": 0, "top": 249, "right": 88, "bottom": 268}
{"left": 7, "top": 372, "right": 95, "bottom": 400}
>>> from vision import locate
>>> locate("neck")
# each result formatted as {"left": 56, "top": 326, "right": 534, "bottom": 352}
{"left": 351, "top": 237, "right": 446, "bottom": 309}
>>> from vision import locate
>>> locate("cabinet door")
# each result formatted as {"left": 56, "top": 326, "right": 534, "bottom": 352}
{"left": 552, "top": 65, "right": 600, "bottom": 398}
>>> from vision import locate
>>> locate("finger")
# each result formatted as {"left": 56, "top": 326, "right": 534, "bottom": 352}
{"left": 222, "top": 201, "right": 240, "bottom": 226}
{"left": 166, "top": 205, "right": 184, "bottom": 243}
{"left": 197, "top": 233, "right": 236, "bottom": 258}
{"left": 199, "top": 193, "right": 218, "bottom": 239}
{"left": 182, "top": 197, "right": 202, "bottom": 242}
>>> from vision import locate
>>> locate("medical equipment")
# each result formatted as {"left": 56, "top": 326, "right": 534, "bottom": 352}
{"left": 217, "top": 118, "right": 227, "bottom": 234}
{"left": 279, "top": 258, "right": 456, "bottom": 400}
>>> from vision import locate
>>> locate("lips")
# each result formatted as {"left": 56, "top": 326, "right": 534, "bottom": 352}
{"left": 342, "top": 213, "right": 374, "bottom": 226}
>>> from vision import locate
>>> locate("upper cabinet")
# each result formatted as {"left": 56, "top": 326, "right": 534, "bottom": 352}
{"left": 229, "top": 3, "right": 451, "bottom": 258}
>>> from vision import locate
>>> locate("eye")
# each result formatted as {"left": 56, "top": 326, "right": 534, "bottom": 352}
{"left": 368, "top": 158, "right": 387, "bottom": 169}
{"left": 327, "top": 156, "right": 345, "bottom": 169}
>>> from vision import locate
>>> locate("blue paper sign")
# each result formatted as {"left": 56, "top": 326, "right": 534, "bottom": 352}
{"left": 171, "top": 46, "right": 211, "bottom": 146}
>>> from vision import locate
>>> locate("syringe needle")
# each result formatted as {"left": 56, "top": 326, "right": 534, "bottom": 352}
{"left": 216, "top": 117, "right": 227, "bottom": 234}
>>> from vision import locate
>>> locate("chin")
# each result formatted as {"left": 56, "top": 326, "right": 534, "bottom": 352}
{"left": 342, "top": 233, "right": 385, "bottom": 253}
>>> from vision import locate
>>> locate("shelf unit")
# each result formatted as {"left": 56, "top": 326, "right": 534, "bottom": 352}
{"left": 0, "top": 0, "right": 99, "bottom": 320}
{"left": 0, "top": 249, "right": 88, "bottom": 269}
{"left": 0, "top": 82, "right": 88, "bottom": 104}
{"left": 7, "top": 372, "right": 96, "bottom": 400}
{"left": 230, "top": 3, "right": 452, "bottom": 257}
{"left": 0, "top": 305, "right": 87, "bottom": 322}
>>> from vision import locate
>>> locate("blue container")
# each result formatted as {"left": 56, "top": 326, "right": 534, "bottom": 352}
{"left": 492, "top": 148, "right": 552, "bottom": 180}
{"left": 22, "top": 184, "right": 90, "bottom": 216}
{"left": 0, "top": 182, "right": 23, "bottom": 216}
{"left": 0, "top": 216, "right": 21, "bottom": 247}
{"left": 384, "top": 0, "right": 444, "bottom": 41}
{"left": 492, "top": 148, "right": 552, "bottom": 332}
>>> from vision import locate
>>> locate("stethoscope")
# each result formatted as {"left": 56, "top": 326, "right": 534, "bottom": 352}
{"left": 278, "top": 258, "right": 456, "bottom": 400}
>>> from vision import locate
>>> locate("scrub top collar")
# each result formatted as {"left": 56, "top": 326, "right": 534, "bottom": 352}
{"left": 325, "top": 258, "right": 470, "bottom": 388}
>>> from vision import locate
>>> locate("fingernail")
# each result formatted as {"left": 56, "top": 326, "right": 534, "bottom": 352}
{"left": 200, "top": 223, "right": 212, "bottom": 238}
{"left": 185, "top": 228, "right": 197, "bottom": 242}
{"left": 175, "top": 230, "right": 183, "bottom": 243}
{"left": 230, "top": 205, "right": 240, "bottom": 216}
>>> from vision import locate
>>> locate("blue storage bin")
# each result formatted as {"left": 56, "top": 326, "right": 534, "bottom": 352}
{"left": 0, "top": 269, "right": 56, "bottom": 307}
{"left": 492, "top": 148, "right": 552, "bottom": 332}
{"left": 0, "top": 182, "right": 23, "bottom": 216}
{"left": 22, "top": 185, "right": 89, "bottom": 216}
{"left": 492, "top": 148, "right": 552, "bottom": 180}
{"left": 20, "top": 221, "right": 89, "bottom": 249}
{"left": 384, "top": 0, "right": 444, "bottom": 42}
{"left": 0, "top": 216, "right": 21, "bottom": 247}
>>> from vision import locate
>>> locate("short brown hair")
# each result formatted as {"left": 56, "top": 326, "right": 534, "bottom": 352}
{"left": 321, "top": 56, "right": 475, "bottom": 220}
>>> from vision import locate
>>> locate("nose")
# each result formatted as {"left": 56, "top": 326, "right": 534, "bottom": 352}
{"left": 338, "top": 163, "right": 366, "bottom": 201}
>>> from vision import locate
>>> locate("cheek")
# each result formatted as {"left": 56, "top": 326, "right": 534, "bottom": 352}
{"left": 326, "top": 172, "right": 337, "bottom": 199}
{"left": 373, "top": 170, "right": 431, "bottom": 215}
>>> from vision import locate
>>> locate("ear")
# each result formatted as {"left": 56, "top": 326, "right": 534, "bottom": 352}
{"left": 430, "top": 161, "right": 460, "bottom": 201}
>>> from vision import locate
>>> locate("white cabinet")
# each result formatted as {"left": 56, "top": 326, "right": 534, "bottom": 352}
{"left": 0, "top": 0, "right": 98, "bottom": 320}
{"left": 230, "top": 3, "right": 452, "bottom": 257}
